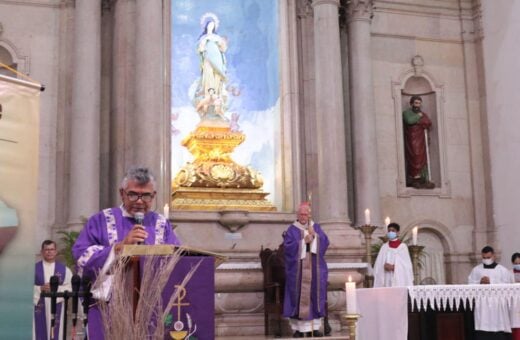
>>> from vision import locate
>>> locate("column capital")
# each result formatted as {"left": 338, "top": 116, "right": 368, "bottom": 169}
{"left": 312, "top": 0, "right": 340, "bottom": 8}
{"left": 346, "top": 0, "right": 374, "bottom": 22}
{"left": 297, "top": 0, "right": 313, "bottom": 18}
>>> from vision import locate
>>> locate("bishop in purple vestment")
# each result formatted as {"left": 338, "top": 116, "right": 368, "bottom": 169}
{"left": 283, "top": 202, "right": 329, "bottom": 338}
{"left": 72, "top": 167, "right": 181, "bottom": 340}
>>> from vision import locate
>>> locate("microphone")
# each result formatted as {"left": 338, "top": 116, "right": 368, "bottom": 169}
{"left": 71, "top": 274, "right": 81, "bottom": 327}
{"left": 134, "top": 212, "right": 145, "bottom": 245}
{"left": 82, "top": 276, "right": 92, "bottom": 333}
{"left": 49, "top": 275, "right": 59, "bottom": 335}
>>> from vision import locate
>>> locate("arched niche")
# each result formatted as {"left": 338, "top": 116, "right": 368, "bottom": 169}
{"left": 404, "top": 220, "right": 455, "bottom": 284}
{"left": 392, "top": 56, "right": 450, "bottom": 197}
{"left": 0, "top": 39, "right": 29, "bottom": 77}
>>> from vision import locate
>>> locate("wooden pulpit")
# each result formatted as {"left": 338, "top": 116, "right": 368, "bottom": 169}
{"left": 120, "top": 245, "right": 227, "bottom": 340}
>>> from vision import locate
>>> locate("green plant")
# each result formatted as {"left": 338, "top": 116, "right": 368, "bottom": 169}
{"left": 57, "top": 230, "right": 80, "bottom": 271}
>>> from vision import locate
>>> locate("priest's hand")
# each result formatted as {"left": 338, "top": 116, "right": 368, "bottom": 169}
{"left": 384, "top": 263, "right": 395, "bottom": 272}
{"left": 480, "top": 276, "right": 490, "bottom": 284}
{"left": 41, "top": 283, "right": 50, "bottom": 293}
{"left": 123, "top": 225, "right": 148, "bottom": 245}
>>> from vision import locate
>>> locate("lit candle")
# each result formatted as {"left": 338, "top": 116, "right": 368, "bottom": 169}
{"left": 412, "top": 226, "right": 418, "bottom": 245}
{"left": 364, "top": 209, "right": 371, "bottom": 225}
{"left": 384, "top": 216, "right": 391, "bottom": 227}
{"left": 345, "top": 275, "right": 357, "bottom": 314}
{"left": 163, "top": 204, "right": 170, "bottom": 218}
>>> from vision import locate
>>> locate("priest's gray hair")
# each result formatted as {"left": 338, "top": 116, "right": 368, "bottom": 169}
{"left": 120, "top": 167, "right": 156, "bottom": 190}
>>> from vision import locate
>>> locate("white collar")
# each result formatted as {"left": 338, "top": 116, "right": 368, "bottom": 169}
{"left": 120, "top": 204, "right": 133, "bottom": 218}
{"left": 293, "top": 220, "right": 314, "bottom": 230}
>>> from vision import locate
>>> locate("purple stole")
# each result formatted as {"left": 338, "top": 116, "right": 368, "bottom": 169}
{"left": 34, "top": 261, "right": 66, "bottom": 340}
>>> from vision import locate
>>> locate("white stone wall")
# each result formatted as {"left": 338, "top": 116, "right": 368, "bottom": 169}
{"left": 0, "top": 1, "right": 64, "bottom": 247}
{"left": 371, "top": 0, "right": 482, "bottom": 283}
{"left": 481, "top": 0, "right": 520, "bottom": 268}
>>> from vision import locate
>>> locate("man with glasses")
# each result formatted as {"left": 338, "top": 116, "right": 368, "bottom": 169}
{"left": 33, "top": 239, "right": 72, "bottom": 340}
{"left": 72, "top": 167, "right": 180, "bottom": 339}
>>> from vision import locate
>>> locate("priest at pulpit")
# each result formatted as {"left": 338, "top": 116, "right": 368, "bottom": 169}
{"left": 468, "top": 246, "right": 514, "bottom": 285}
{"left": 72, "top": 167, "right": 181, "bottom": 340}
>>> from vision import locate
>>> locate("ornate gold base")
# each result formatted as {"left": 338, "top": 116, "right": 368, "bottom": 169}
{"left": 172, "top": 187, "right": 276, "bottom": 211}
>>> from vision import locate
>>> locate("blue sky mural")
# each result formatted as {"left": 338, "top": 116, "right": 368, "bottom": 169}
{"left": 171, "top": 0, "right": 280, "bottom": 205}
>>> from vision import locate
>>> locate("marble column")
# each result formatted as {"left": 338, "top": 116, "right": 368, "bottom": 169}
{"left": 347, "top": 0, "right": 382, "bottom": 226}
{"left": 110, "top": 0, "right": 136, "bottom": 204}
{"left": 135, "top": 0, "right": 168, "bottom": 206}
{"left": 68, "top": 0, "right": 101, "bottom": 228}
{"left": 312, "top": 0, "right": 351, "bottom": 235}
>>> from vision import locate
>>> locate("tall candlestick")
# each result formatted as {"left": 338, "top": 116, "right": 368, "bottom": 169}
{"left": 345, "top": 275, "right": 357, "bottom": 314}
{"left": 412, "top": 226, "right": 418, "bottom": 245}
{"left": 384, "top": 216, "right": 391, "bottom": 227}
{"left": 163, "top": 204, "right": 170, "bottom": 218}
{"left": 364, "top": 209, "right": 370, "bottom": 225}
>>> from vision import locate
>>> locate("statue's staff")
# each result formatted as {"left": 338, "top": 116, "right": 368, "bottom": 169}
{"left": 424, "top": 129, "right": 431, "bottom": 182}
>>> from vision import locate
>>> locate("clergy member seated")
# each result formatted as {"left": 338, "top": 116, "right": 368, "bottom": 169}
{"left": 468, "top": 246, "right": 514, "bottom": 284}
{"left": 72, "top": 167, "right": 181, "bottom": 340}
{"left": 34, "top": 239, "right": 73, "bottom": 340}
{"left": 283, "top": 202, "right": 329, "bottom": 338}
{"left": 373, "top": 222, "right": 414, "bottom": 287}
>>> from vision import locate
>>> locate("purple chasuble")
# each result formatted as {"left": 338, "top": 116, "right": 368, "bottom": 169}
{"left": 72, "top": 207, "right": 181, "bottom": 340}
{"left": 283, "top": 223, "right": 329, "bottom": 320}
{"left": 34, "top": 261, "right": 66, "bottom": 340}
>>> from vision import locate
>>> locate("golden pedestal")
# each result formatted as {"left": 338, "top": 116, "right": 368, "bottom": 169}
{"left": 172, "top": 124, "right": 276, "bottom": 211}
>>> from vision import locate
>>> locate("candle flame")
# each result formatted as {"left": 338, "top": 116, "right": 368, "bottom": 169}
{"left": 348, "top": 275, "right": 352, "bottom": 282}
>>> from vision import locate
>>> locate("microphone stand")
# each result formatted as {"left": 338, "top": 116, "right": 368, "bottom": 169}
{"left": 40, "top": 276, "right": 92, "bottom": 340}
{"left": 82, "top": 277, "right": 92, "bottom": 340}
{"left": 49, "top": 276, "right": 59, "bottom": 340}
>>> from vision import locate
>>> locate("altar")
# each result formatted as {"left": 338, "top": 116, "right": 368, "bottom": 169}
{"left": 357, "top": 284, "right": 520, "bottom": 340}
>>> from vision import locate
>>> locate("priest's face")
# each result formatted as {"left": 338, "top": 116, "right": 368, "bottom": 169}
{"left": 297, "top": 206, "right": 311, "bottom": 225}
{"left": 41, "top": 243, "right": 57, "bottom": 263}
{"left": 120, "top": 179, "right": 156, "bottom": 216}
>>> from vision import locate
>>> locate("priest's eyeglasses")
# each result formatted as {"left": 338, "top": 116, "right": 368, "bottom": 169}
{"left": 124, "top": 191, "right": 155, "bottom": 202}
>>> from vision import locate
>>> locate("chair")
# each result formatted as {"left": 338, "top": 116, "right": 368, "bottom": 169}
{"left": 260, "top": 244, "right": 286, "bottom": 337}
{"left": 420, "top": 276, "right": 437, "bottom": 285}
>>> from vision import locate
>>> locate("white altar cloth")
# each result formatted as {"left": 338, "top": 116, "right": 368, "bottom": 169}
{"left": 357, "top": 287, "right": 409, "bottom": 340}
{"left": 408, "top": 284, "right": 520, "bottom": 332}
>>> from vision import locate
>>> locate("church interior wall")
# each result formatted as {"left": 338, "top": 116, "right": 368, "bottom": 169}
{"left": 480, "top": 0, "right": 520, "bottom": 269}
{"left": 2, "top": 0, "right": 520, "bottom": 336}
{"left": 0, "top": 1, "right": 65, "bottom": 247}
{"left": 370, "top": 0, "right": 483, "bottom": 282}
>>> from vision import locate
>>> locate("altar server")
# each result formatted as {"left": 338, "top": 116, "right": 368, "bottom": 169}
{"left": 468, "top": 246, "right": 514, "bottom": 285}
{"left": 373, "top": 223, "right": 414, "bottom": 287}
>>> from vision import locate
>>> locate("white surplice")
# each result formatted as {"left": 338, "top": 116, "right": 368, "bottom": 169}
{"left": 468, "top": 263, "right": 515, "bottom": 332}
{"left": 373, "top": 242, "right": 414, "bottom": 287}
{"left": 33, "top": 261, "right": 73, "bottom": 340}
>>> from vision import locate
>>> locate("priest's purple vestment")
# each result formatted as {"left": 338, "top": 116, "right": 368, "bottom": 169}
{"left": 72, "top": 207, "right": 180, "bottom": 340}
{"left": 283, "top": 222, "right": 329, "bottom": 320}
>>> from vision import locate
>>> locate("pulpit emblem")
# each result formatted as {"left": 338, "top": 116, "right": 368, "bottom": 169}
{"left": 166, "top": 285, "right": 198, "bottom": 340}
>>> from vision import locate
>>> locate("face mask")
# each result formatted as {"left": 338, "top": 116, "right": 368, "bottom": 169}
{"left": 513, "top": 264, "right": 520, "bottom": 271}
{"left": 482, "top": 258, "right": 493, "bottom": 266}
{"left": 387, "top": 231, "right": 397, "bottom": 240}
